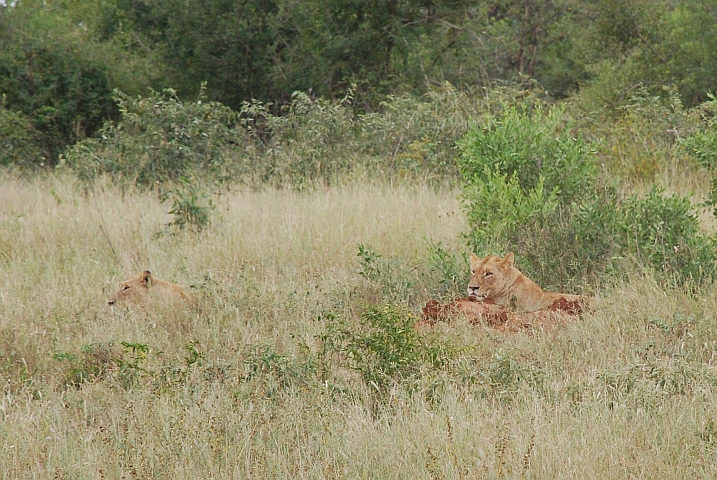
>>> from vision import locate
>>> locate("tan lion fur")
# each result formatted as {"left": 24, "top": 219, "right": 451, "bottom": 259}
{"left": 108, "top": 270, "right": 192, "bottom": 306}
{"left": 467, "top": 253, "right": 590, "bottom": 312}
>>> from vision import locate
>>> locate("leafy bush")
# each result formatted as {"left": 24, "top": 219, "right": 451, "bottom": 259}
{"left": 680, "top": 94, "right": 717, "bottom": 213}
{"left": 0, "top": 106, "right": 44, "bottom": 167}
{"left": 62, "top": 83, "right": 550, "bottom": 189}
{"left": 165, "top": 178, "right": 216, "bottom": 231}
{"left": 0, "top": 17, "right": 116, "bottom": 165}
{"left": 458, "top": 105, "right": 597, "bottom": 203}
{"left": 64, "top": 87, "right": 238, "bottom": 187}
{"left": 621, "top": 188, "right": 715, "bottom": 280}
{"left": 583, "top": 86, "right": 699, "bottom": 182}
{"left": 459, "top": 105, "right": 715, "bottom": 288}
{"left": 238, "top": 91, "right": 359, "bottom": 186}
{"left": 458, "top": 105, "right": 603, "bottom": 287}
{"left": 320, "top": 304, "right": 448, "bottom": 392}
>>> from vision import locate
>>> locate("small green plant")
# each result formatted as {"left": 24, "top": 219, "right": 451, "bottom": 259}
{"left": 356, "top": 244, "right": 416, "bottom": 302}
{"left": 116, "top": 341, "right": 152, "bottom": 389}
{"left": 423, "top": 242, "right": 467, "bottom": 298}
{"left": 240, "top": 344, "right": 316, "bottom": 398}
{"left": 53, "top": 342, "right": 118, "bottom": 388}
{"left": 320, "top": 304, "right": 448, "bottom": 392}
{"left": 357, "top": 244, "right": 383, "bottom": 280}
{"left": 166, "top": 178, "right": 215, "bottom": 231}
{"left": 183, "top": 341, "right": 204, "bottom": 368}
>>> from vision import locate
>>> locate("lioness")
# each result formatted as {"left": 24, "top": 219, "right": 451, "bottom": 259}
{"left": 108, "top": 270, "right": 192, "bottom": 306}
{"left": 468, "top": 253, "right": 588, "bottom": 312}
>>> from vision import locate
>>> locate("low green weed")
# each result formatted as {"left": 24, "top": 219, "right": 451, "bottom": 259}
{"left": 319, "top": 304, "right": 450, "bottom": 394}
{"left": 240, "top": 344, "right": 317, "bottom": 399}
{"left": 53, "top": 342, "right": 118, "bottom": 388}
{"left": 423, "top": 241, "right": 467, "bottom": 299}
{"left": 356, "top": 244, "right": 416, "bottom": 303}
{"left": 165, "top": 178, "right": 215, "bottom": 231}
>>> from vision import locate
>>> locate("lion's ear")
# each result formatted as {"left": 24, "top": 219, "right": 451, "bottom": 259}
{"left": 140, "top": 270, "right": 152, "bottom": 286}
{"left": 502, "top": 253, "right": 515, "bottom": 266}
{"left": 469, "top": 253, "right": 480, "bottom": 266}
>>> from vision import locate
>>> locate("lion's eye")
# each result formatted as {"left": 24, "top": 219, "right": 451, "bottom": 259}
{"left": 484, "top": 272, "right": 493, "bottom": 278}
{"left": 123, "top": 285, "right": 130, "bottom": 291}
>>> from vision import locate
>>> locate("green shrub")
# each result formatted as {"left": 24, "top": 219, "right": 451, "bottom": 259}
{"left": 235, "top": 83, "right": 550, "bottom": 187}
{"left": 621, "top": 188, "right": 716, "bottom": 280}
{"left": 320, "top": 304, "right": 448, "bottom": 392}
{"left": 459, "top": 105, "right": 715, "bottom": 288}
{"left": 165, "top": 178, "right": 215, "bottom": 231}
{"left": 679, "top": 94, "right": 717, "bottom": 213}
{"left": 584, "top": 86, "right": 699, "bottom": 182}
{"left": 0, "top": 105, "right": 45, "bottom": 167}
{"left": 238, "top": 90, "right": 359, "bottom": 186}
{"left": 458, "top": 105, "right": 597, "bottom": 204}
{"left": 458, "top": 105, "right": 603, "bottom": 287}
{"left": 64, "top": 87, "right": 238, "bottom": 187}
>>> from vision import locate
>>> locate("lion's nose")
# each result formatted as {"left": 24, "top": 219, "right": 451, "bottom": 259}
{"left": 108, "top": 301, "right": 114, "bottom": 306}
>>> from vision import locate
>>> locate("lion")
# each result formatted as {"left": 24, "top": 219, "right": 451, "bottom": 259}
{"left": 108, "top": 270, "right": 192, "bottom": 306}
{"left": 467, "top": 253, "right": 589, "bottom": 312}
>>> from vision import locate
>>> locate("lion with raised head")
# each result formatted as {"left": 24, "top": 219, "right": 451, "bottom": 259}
{"left": 468, "top": 253, "right": 589, "bottom": 312}
{"left": 108, "top": 270, "right": 192, "bottom": 306}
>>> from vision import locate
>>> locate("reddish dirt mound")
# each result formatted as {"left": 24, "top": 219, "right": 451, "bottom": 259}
{"left": 547, "top": 297, "right": 586, "bottom": 315}
{"left": 420, "top": 296, "right": 582, "bottom": 333}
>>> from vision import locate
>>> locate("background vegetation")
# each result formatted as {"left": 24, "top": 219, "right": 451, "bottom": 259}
{"left": 3, "top": 0, "right": 717, "bottom": 477}
{"left": 2, "top": 0, "right": 717, "bottom": 168}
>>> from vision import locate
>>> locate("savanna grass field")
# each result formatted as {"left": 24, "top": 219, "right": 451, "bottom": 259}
{"left": 6, "top": 86, "right": 717, "bottom": 479}
{"left": 5, "top": 163, "right": 717, "bottom": 478}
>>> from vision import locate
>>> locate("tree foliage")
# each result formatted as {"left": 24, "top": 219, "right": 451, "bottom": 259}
{"left": 1, "top": 0, "right": 717, "bottom": 165}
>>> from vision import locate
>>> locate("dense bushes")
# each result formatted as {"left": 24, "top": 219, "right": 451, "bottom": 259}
{"left": 0, "top": 8, "right": 117, "bottom": 165}
{"left": 680, "top": 95, "right": 717, "bottom": 213}
{"left": 2, "top": 0, "right": 717, "bottom": 171}
{"left": 458, "top": 105, "right": 715, "bottom": 289}
{"left": 0, "top": 106, "right": 44, "bottom": 167}
{"left": 64, "top": 88, "right": 238, "bottom": 186}
{"left": 65, "top": 83, "right": 508, "bottom": 188}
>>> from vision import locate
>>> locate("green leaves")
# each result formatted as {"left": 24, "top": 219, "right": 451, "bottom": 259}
{"left": 65, "top": 87, "right": 237, "bottom": 187}
{"left": 458, "top": 105, "right": 716, "bottom": 288}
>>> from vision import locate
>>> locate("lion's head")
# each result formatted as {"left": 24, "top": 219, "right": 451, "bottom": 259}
{"left": 467, "top": 253, "right": 517, "bottom": 302}
{"left": 108, "top": 270, "right": 154, "bottom": 306}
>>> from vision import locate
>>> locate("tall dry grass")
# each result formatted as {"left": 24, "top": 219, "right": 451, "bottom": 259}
{"left": 2, "top": 171, "right": 717, "bottom": 478}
